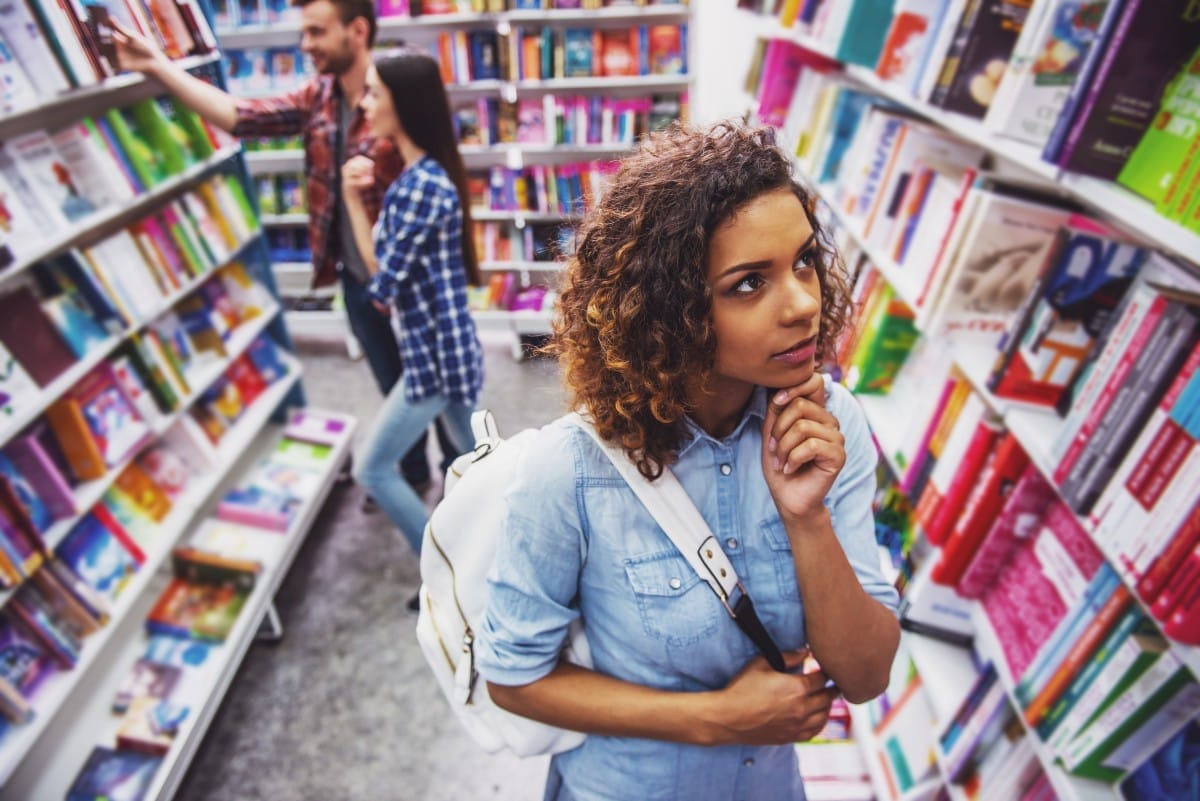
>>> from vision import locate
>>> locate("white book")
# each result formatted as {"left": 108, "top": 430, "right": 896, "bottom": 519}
{"left": 906, "top": 172, "right": 982, "bottom": 313}
{"left": 3, "top": 129, "right": 93, "bottom": 225}
{"left": 0, "top": 339, "right": 39, "bottom": 441}
{"left": 0, "top": 158, "right": 47, "bottom": 262}
{"left": 985, "top": 0, "right": 1096, "bottom": 148}
{"left": 25, "top": 0, "right": 99, "bottom": 87}
{"left": 50, "top": 121, "right": 135, "bottom": 209}
{"left": 0, "top": 29, "right": 38, "bottom": 112}
{"left": 0, "top": 0, "right": 69, "bottom": 97}
{"left": 923, "top": 185, "right": 1074, "bottom": 343}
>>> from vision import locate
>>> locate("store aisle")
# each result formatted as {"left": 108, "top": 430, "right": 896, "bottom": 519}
{"left": 175, "top": 331, "right": 564, "bottom": 801}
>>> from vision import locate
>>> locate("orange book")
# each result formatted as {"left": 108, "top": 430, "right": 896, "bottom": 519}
{"left": 1023, "top": 584, "right": 1134, "bottom": 727}
{"left": 44, "top": 398, "right": 107, "bottom": 481}
{"left": 114, "top": 462, "right": 173, "bottom": 523}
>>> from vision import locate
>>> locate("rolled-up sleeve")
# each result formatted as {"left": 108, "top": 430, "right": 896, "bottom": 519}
{"left": 829, "top": 382, "right": 900, "bottom": 614}
{"left": 232, "top": 82, "right": 317, "bottom": 138}
{"left": 478, "top": 424, "right": 585, "bottom": 686}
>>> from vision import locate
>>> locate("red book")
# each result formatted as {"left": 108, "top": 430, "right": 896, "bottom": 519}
{"left": 1138, "top": 504, "right": 1200, "bottom": 605}
{"left": 1162, "top": 566, "right": 1200, "bottom": 645}
{"left": 923, "top": 416, "right": 1003, "bottom": 546}
{"left": 1152, "top": 542, "right": 1200, "bottom": 622}
{"left": 957, "top": 464, "right": 1056, "bottom": 599}
{"left": 932, "top": 432, "right": 1029, "bottom": 586}
{"left": 92, "top": 501, "right": 146, "bottom": 564}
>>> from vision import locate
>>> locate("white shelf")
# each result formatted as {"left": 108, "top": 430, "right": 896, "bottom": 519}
{"left": 0, "top": 55, "right": 221, "bottom": 141}
{"left": 0, "top": 145, "right": 244, "bottom": 289}
{"left": 969, "top": 605, "right": 1120, "bottom": 801}
{"left": 244, "top": 149, "right": 304, "bottom": 174}
{"left": 0, "top": 360, "right": 304, "bottom": 794}
{"left": 0, "top": 234, "right": 261, "bottom": 452}
{"left": 260, "top": 212, "right": 309, "bottom": 226}
{"left": 480, "top": 260, "right": 562, "bottom": 271}
{"left": 216, "top": 4, "right": 689, "bottom": 47}
{"left": 757, "top": 19, "right": 1200, "bottom": 270}
{"left": 284, "top": 309, "right": 349, "bottom": 338}
{"left": 472, "top": 308, "right": 553, "bottom": 335}
{"left": 472, "top": 208, "right": 576, "bottom": 223}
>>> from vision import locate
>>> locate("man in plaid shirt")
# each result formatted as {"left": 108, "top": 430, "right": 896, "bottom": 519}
{"left": 115, "top": 0, "right": 453, "bottom": 490}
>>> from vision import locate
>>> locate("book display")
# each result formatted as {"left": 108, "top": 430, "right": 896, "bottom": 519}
{"left": 215, "top": 0, "right": 691, "bottom": 358}
{"left": 738, "top": 3, "right": 1200, "bottom": 800}
{"left": 0, "top": 0, "right": 357, "bottom": 796}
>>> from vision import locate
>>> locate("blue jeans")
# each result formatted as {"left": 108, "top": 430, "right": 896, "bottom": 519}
{"left": 352, "top": 386, "right": 475, "bottom": 555}
{"left": 340, "top": 270, "right": 456, "bottom": 479}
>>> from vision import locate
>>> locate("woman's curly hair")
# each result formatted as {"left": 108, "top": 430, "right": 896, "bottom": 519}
{"left": 548, "top": 120, "right": 852, "bottom": 480}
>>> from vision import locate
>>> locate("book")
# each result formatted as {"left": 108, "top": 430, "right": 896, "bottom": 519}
{"left": 0, "top": 285, "right": 79, "bottom": 387}
{"left": 988, "top": 218, "right": 1146, "bottom": 408}
{"left": 929, "top": 0, "right": 1032, "bottom": 119}
{"left": 64, "top": 746, "right": 161, "bottom": 801}
{"left": 985, "top": 0, "right": 1108, "bottom": 147}
{"left": 0, "top": 341, "right": 38, "bottom": 441}
{"left": 115, "top": 693, "right": 189, "bottom": 755}
{"left": 145, "top": 548, "right": 257, "bottom": 642}
{"left": 1056, "top": 0, "right": 1200, "bottom": 179}
{"left": 55, "top": 509, "right": 143, "bottom": 603}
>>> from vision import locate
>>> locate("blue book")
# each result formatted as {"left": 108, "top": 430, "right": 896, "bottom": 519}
{"left": 1014, "top": 561, "right": 1120, "bottom": 707}
{"left": 835, "top": 0, "right": 897, "bottom": 68}
{"left": 817, "top": 88, "right": 875, "bottom": 184}
{"left": 65, "top": 746, "right": 161, "bottom": 801}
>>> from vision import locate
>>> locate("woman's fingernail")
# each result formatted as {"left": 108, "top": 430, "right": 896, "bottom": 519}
{"left": 774, "top": 390, "right": 788, "bottom": 404}
{"left": 768, "top": 437, "right": 777, "bottom": 451}
{"left": 772, "top": 457, "right": 781, "bottom": 472}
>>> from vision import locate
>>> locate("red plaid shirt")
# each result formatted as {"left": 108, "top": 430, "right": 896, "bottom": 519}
{"left": 233, "top": 75, "right": 402, "bottom": 288}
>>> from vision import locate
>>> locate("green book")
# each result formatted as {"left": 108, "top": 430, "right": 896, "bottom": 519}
{"left": 855, "top": 302, "right": 918, "bottom": 395}
{"left": 104, "top": 108, "right": 164, "bottom": 187}
{"left": 1060, "top": 652, "right": 1186, "bottom": 774}
{"left": 1036, "top": 606, "right": 1149, "bottom": 741}
{"left": 130, "top": 99, "right": 191, "bottom": 176}
{"left": 1117, "top": 46, "right": 1200, "bottom": 214}
{"left": 220, "top": 174, "right": 261, "bottom": 233}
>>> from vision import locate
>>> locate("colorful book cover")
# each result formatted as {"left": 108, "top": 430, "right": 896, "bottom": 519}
{"left": 55, "top": 511, "right": 142, "bottom": 603}
{"left": 0, "top": 285, "right": 79, "bottom": 388}
{"left": 145, "top": 576, "right": 249, "bottom": 642}
{"left": 0, "top": 341, "right": 38, "bottom": 439}
{"left": 2, "top": 129, "right": 94, "bottom": 224}
{"left": 72, "top": 363, "right": 151, "bottom": 467}
{"left": 64, "top": 746, "right": 161, "bottom": 801}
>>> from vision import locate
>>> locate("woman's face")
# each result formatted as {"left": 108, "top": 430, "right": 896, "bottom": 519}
{"left": 705, "top": 187, "right": 823, "bottom": 403}
{"left": 361, "top": 66, "right": 400, "bottom": 139}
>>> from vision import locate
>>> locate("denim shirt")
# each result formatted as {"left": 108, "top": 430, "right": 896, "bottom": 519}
{"left": 477, "top": 378, "right": 899, "bottom": 801}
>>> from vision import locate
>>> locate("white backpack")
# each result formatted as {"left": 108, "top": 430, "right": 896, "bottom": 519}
{"left": 415, "top": 411, "right": 591, "bottom": 757}
{"left": 415, "top": 410, "right": 785, "bottom": 758}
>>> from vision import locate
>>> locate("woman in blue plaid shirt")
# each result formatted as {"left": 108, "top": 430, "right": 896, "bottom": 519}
{"left": 342, "top": 49, "right": 484, "bottom": 573}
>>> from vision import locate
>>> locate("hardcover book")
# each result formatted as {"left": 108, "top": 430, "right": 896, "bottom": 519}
{"left": 65, "top": 746, "right": 161, "bottom": 801}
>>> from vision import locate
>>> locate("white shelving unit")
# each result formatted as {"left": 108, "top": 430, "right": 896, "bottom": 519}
{"left": 0, "top": 31, "right": 346, "bottom": 798}
{"left": 225, "top": 4, "right": 691, "bottom": 353}
{"left": 738, "top": 8, "right": 1200, "bottom": 800}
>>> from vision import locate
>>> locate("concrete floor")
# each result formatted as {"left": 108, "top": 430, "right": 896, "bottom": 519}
{"left": 174, "top": 330, "right": 564, "bottom": 801}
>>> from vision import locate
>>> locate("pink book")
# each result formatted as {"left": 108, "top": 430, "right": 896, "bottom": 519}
{"left": 957, "top": 464, "right": 1055, "bottom": 599}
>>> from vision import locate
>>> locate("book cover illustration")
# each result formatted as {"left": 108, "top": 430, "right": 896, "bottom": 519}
{"left": 145, "top": 574, "right": 250, "bottom": 643}
{"left": 74, "top": 364, "right": 152, "bottom": 467}
{"left": 3, "top": 130, "right": 96, "bottom": 224}
{"left": 284, "top": 408, "right": 352, "bottom": 447}
{"left": 64, "top": 746, "right": 161, "bottom": 801}
{"left": 216, "top": 459, "right": 322, "bottom": 532}
{"left": 0, "top": 341, "right": 37, "bottom": 439}
{"left": 116, "top": 694, "right": 191, "bottom": 755}
{"left": 55, "top": 512, "right": 142, "bottom": 603}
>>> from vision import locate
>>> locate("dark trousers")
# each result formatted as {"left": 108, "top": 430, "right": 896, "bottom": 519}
{"left": 339, "top": 271, "right": 457, "bottom": 480}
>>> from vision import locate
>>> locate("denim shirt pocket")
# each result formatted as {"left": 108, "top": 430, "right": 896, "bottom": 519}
{"left": 760, "top": 517, "right": 803, "bottom": 602}
{"left": 624, "top": 551, "right": 721, "bottom": 647}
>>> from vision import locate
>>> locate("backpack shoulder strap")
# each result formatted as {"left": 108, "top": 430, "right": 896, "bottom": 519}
{"left": 569, "top": 413, "right": 788, "bottom": 673}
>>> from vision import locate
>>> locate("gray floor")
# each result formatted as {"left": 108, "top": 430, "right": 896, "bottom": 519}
{"left": 174, "top": 330, "right": 565, "bottom": 801}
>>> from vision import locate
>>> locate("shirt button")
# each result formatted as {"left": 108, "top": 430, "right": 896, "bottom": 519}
{"left": 726, "top": 538, "right": 738, "bottom": 550}
{"left": 720, "top": 463, "right": 732, "bottom": 475}
{"left": 743, "top": 757, "right": 755, "bottom": 767}
{"left": 669, "top": 577, "right": 682, "bottom": 590}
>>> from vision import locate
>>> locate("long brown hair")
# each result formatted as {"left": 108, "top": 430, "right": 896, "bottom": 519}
{"left": 374, "top": 48, "right": 481, "bottom": 286}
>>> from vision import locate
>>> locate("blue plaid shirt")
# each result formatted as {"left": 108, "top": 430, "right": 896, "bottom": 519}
{"left": 368, "top": 156, "right": 483, "bottom": 405}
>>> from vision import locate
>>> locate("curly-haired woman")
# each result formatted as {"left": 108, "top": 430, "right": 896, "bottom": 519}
{"left": 477, "top": 121, "right": 900, "bottom": 801}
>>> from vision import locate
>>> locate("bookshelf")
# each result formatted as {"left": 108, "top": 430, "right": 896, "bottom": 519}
{"left": 733, "top": 3, "right": 1200, "bottom": 799}
{"left": 215, "top": 1, "right": 692, "bottom": 353}
{"left": 0, "top": 0, "right": 351, "bottom": 795}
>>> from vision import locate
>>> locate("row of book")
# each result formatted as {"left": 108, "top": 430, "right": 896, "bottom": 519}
{"left": 0, "top": 280, "right": 280, "bottom": 556}
{"left": 0, "top": 0, "right": 215, "bottom": 108}
{"left": 58, "top": 409, "right": 354, "bottom": 800}
{"left": 750, "top": 0, "right": 1200, "bottom": 232}
{"left": 0, "top": 94, "right": 241, "bottom": 270}
{"left": 222, "top": 46, "right": 310, "bottom": 96}
{"left": 469, "top": 273, "right": 555, "bottom": 313}
{"left": 474, "top": 219, "right": 572, "bottom": 264}
{"left": 473, "top": 160, "right": 619, "bottom": 216}
{"left": 432, "top": 22, "right": 686, "bottom": 84}
{"left": 0, "top": 172, "right": 263, "bottom": 397}
{"left": 255, "top": 172, "right": 307, "bottom": 218}
{"left": 454, "top": 92, "right": 683, "bottom": 148}
{"left": 0, "top": 335, "right": 293, "bottom": 739}
{"left": 211, "top": 0, "right": 683, "bottom": 29}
